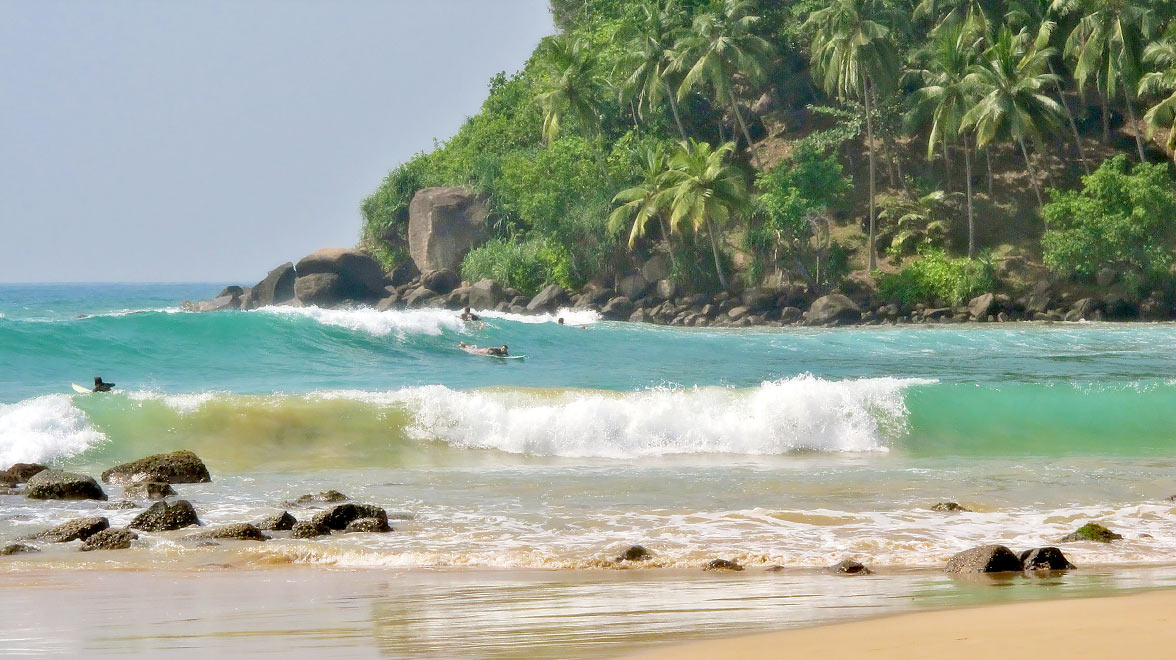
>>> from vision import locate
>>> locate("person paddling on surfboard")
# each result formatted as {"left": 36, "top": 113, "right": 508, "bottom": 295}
{"left": 92, "top": 377, "right": 114, "bottom": 392}
{"left": 459, "top": 342, "right": 508, "bottom": 357}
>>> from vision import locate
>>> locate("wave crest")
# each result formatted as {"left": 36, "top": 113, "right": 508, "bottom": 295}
{"left": 0, "top": 394, "right": 107, "bottom": 466}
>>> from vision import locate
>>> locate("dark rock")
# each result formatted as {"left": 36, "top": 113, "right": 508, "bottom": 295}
{"left": 806, "top": 294, "right": 861, "bottom": 326}
{"left": 528, "top": 284, "right": 569, "bottom": 312}
{"left": 827, "top": 558, "right": 873, "bottom": 575}
{"left": 218, "top": 285, "right": 244, "bottom": 299}
{"left": 751, "top": 90, "right": 775, "bottom": 115}
{"left": 616, "top": 545, "right": 653, "bottom": 562}
{"left": 128, "top": 500, "right": 201, "bottom": 532}
{"left": 654, "top": 279, "right": 677, "bottom": 300}
{"left": 931, "top": 502, "right": 970, "bottom": 512}
{"left": 3, "top": 463, "right": 48, "bottom": 482}
{"left": 727, "top": 306, "right": 750, "bottom": 321}
{"left": 0, "top": 474, "right": 15, "bottom": 489}
{"left": 80, "top": 528, "right": 138, "bottom": 551}
{"left": 1065, "top": 297, "right": 1098, "bottom": 322}
{"left": 601, "top": 297, "right": 634, "bottom": 321}
{"left": 408, "top": 187, "right": 489, "bottom": 272}
{"left": 343, "top": 517, "right": 392, "bottom": 533}
{"left": 403, "top": 286, "right": 436, "bottom": 307}
{"left": 26, "top": 470, "right": 107, "bottom": 501}
{"left": 31, "top": 516, "right": 109, "bottom": 542}
{"left": 703, "top": 558, "right": 744, "bottom": 571}
{"left": 1026, "top": 293, "right": 1052, "bottom": 315}
{"left": 1, "top": 543, "right": 38, "bottom": 555}
{"left": 629, "top": 308, "right": 653, "bottom": 323}
{"left": 388, "top": 260, "right": 419, "bottom": 288}
{"left": 1020, "top": 547, "right": 1076, "bottom": 571}
{"left": 295, "top": 248, "right": 386, "bottom": 299}
{"left": 291, "top": 520, "right": 329, "bottom": 538}
{"left": 615, "top": 273, "right": 649, "bottom": 301}
{"left": 99, "top": 501, "right": 138, "bottom": 510}
{"left": 195, "top": 295, "right": 237, "bottom": 312}
{"left": 184, "top": 523, "right": 269, "bottom": 542}
{"left": 968, "top": 293, "right": 995, "bottom": 320}
{"left": 742, "top": 287, "right": 777, "bottom": 311}
{"left": 256, "top": 511, "right": 297, "bottom": 531}
{"left": 101, "top": 450, "right": 211, "bottom": 485}
{"left": 780, "top": 307, "right": 803, "bottom": 324}
{"left": 1095, "top": 267, "right": 1117, "bottom": 288}
{"left": 765, "top": 565, "right": 785, "bottom": 572}
{"left": 123, "top": 482, "right": 176, "bottom": 501}
{"left": 1103, "top": 291, "right": 1138, "bottom": 319}
{"left": 944, "top": 544, "right": 1023, "bottom": 574}
{"left": 1060, "top": 523, "right": 1122, "bottom": 543}
{"left": 311, "top": 503, "right": 389, "bottom": 531}
{"left": 375, "top": 295, "right": 400, "bottom": 311}
{"left": 294, "top": 272, "right": 343, "bottom": 307}
{"left": 292, "top": 490, "right": 348, "bottom": 505}
{"left": 641, "top": 255, "right": 672, "bottom": 283}
{"left": 243, "top": 262, "right": 296, "bottom": 309}
{"left": 420, "top": 269, "right": 461, "bottom": 295}
{"left": 468, "top": 279, "right": 503, "bottom": 310}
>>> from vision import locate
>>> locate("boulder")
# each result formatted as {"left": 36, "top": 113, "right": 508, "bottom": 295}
{"left": 311, "top": 503, "right": 390, "bottom": 532}
{"left": 3, "top": 463, "right": 48, "bottom": 483}
{"left": 26, "top": 470, "right": 107, "bottom": 501}
{"left": 295, "top": 248, "right": 385, "bottom": 299}
{"left": 1065, "top": 297, "right": 1098, "bottom": 322}
{"left": 616, "top": 545, "right": 653, "bottom": 562}
{"left": 629, "top": 308, "right": 653, "bottom": 323}
{"left": 218, "top": 285, "right": 244, "bottom": 299}
{"left": 343, "top": 517, "right": 392, "bottom": 533}
{"left": 1060, "top": 523, "right": 1122, "bottom": 543}
{"left": 468, "top": 279, "right": 503, "bottom": 310}
{"left": 123, "top": 482, "right": 175, "bottom": 501}
{"left": 184, "top": 523, "right": 269, "bottom": 542}
{"left": 827, "top": 558, "right": 873, "bottom": 575}
{"left": 1, "top": 543, "right": 38, "bottom": 555}
{"left": 101, "top": 450, "right": 211, "bottom": 485}
{"left": 968, "top": 293, "right": 995, "bottom": 320}
{"left": 1095, "top": 267, "right": 1117, "bottom": 288}
{"left": 528, "top": 284, "right": 569, "bottom": 312}
{"left": 99, "top": 501, "right": 138, "bottom": 511}
{"left": 655, "top": 279, "right": 677, "bottom": 301}
{"left": 196, "top": 295, "right": 237, "bottom": 312}
{"left": 403, "top": 286, "right": 436, "bottom": 307}
{"left": 129, "top": 500, "right": 201, "bottom": 532}
{"left": 291, "top": 521, "right": 329, "bottom": 538}
{"left": 421, "top": 269, "right": 461, "bottom": 295}
{"left": 292, "top": 490, "right": 348, "bottom": 505}
{"left": 256, "top": 511, "right": 297, "bottom": 531}
{"left": 81, "top": 528, "right": 138, "bottom": 551}
{"left": 806, "top": 294, "right": 861, "bottom": 326}
{"left": 727, "top": 306, "right": 750, "bottom": 321}
{"left": 615, "top": 273, "right": 650, "bottom": 301}
{"left": 32, "top": 517, "right": 110, "bottom": 543}
{"left": 1103, "top": 291, "right": 1137, "bottom": 319}
{"left": 294, "top": 272, "right": 343, "bottom": 307}
{"left": 243, "top": 262, "right": 296, "bottom": 309}
{"left": 931, "top": 502, "right": 970, "bottom": 512}
{"left": 703, "top": 558, "right": 744, "bottom": 572}
{"left": 1020, "top": 547, "right": 1076, "bottom": 571}
{"left": 641, "top": 255, "right": 672, "bottom": 283}
{"left": 407, "top": 187, "right": 489, "bottom": 272}
{"left": 742, "top": 288, "right": 777, "bottom": 311}
{"left": 780, "top": 307, "right": 803, "bottom": 324}
{"left": 601, "top": 297, "right": 634, "bottom": 321}
{"left": 375, "top": 295, "right": 399, "bottom": 311}
{"left": 388, "top": 260, "right": 419, "bottom": 288}
{"left": 944, "top": 544, "right": 1023, "bottom": 574}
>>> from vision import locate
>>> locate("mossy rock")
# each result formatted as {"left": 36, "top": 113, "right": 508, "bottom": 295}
{"left": 1060, "top": 523, "right": 1122, "bottom": 543}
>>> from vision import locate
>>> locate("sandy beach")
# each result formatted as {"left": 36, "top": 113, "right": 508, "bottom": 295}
{"left": 619, "top": 588, "right": 1176, "bottom": 660}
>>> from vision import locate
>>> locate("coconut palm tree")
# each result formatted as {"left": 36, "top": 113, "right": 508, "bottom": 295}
{"left": 962, "top": 27, "right": 1065, "bottom": 209}
{"left": 670, "top": 0, "right": 774, "bottom": 168}
{"left": 608, "top": 145, "right": 675, "bottom": 253}
{"left": 1139, "top": 24, "right": 1176, "bottom": 164}
{"left": 617, "top": 0, "right": 690, "bottom": 140}
{"left": 908, "top": 20, "right": 983, "bottom": 257}
{"left": 661, "top": 139, "right": 747, "bottom": 290}
{"left": 1054, "top": 0, "right": 1160, "bottom": 160}
{"left": 534, "top": 34, "right": 604, "bottom": 146}
{"left": 805, "top": 0, "right": 901, "bottom": 270}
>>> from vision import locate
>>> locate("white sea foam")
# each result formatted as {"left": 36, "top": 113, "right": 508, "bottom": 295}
{"left": 476, "top": 307, "right": 601, "bottom": 325}
{"left": 127, "top": 390, "right": 219, "bottom": 414}
{"left": 0, "top": 394, "right": 106, "bottom": 465}
{"left": 397, "top": 375, "right": 929, "bottom": 457}
{"left": 256, "top": 305, "right": 466, "bottom": 337}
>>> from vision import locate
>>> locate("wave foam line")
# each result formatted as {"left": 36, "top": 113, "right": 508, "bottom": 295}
{"left": 0, "top": 394, "right": 107, "bottom": 466}
{"left": 255, "top": 305, "right": 466, "bottom": 337}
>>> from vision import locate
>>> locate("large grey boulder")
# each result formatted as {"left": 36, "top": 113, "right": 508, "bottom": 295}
{"left": 295, "top": 248, "right": 386, "bottom": 301}
{"left": 420, "top": 269, "right": 461, "bottom": 295}
{"left": 102, "top": 450, "right": 211, "bottom": 485}
{"left": 256, "top": 511, "right": 297, "bottom": 531}
{"left": 806, "top": 294, "right": 861, "bottom": 326}
{"left": 615, "top": 272, "right": 650, "bottom": 300}
{"left": 26, "top": 470, "right": 107, "bottom": 501}
{"left": 311, "top": 504, "right": 390, "bottom": 532}
{"left": 944, "top": 544, "right": 1022, "bottom": 574}
{"left": 294, "top": 273, "right": 342, "bottom": 307}
{"left": 243, "top": 262, "right": 295, "bottom": 309}
{"left": 129, "top": 500, "right": 201, "bottom": 531}
{"left": 468, "top": 279, "right": 503, "bottom": 310}
{"left": 527, "top": 284, "right": 569, "bottom": 312}
{"left": 968, "top": 293, "right": 995, "bottom": 320}
{"left": 641, "top": 255, "right": 672, "bottom": 283}
{"left": 196, "top": 295, "right": 237, "bottom": 312}
{"left": 81, "top": 528, "right": 138, "bottom": 551}
{"left": 2, "top": 463, "right": 48, "bottom": 483}
{"left": 184, "top": 524, "right": 269, "bottom": 542}
{"left": 407, "top": 187, "right": 489, "bottom": 272}
{"left": 31, "top": 517, "right": 110, "bottom": 543}
{"left": 1020, "top": 547, "right": 1076, "bottom": 570}
{"left": 601, "top": 297, "right": 635, "bottom": 321}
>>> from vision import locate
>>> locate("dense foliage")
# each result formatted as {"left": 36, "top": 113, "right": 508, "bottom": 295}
{"left": 358, "top": 0, "right": 1176, "bottom": 302}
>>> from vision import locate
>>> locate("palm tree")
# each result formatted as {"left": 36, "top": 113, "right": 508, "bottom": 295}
{"left": 534, "top": 34, "right": 604, "bottom": 146}
{"left": 1139, "top": 24, "right": 1176, "bottom": 164}
{"left": 661, "top": 139, "right": 747, "bottom": 290}
{"left": 908, "top": 20, "right": 983, "bottom": 257}
{"left": 805, "top": 0, "right": 901, "bottom": 270}
{"left": 1054, "top": 0, "right": 1160, "bottom": 160}
{"left": 608, "top": 145, "right": 675, "bottom": 254}
{"left": 617, "top": 0, "right": 690, "bottom": 140}
{"left": 671, "top": 0, "right": 774, "bottom": 168}
{"left": 963, "top": 27, "right": 1064, "bottom": 209}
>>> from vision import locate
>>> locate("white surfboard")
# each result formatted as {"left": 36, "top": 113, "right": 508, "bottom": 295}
{"left": 71, "top": 383, "right": 91, "bottom": 394}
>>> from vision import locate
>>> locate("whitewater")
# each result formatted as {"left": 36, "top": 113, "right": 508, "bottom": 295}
{"left": 3, "top": 282, "right": 1176, "bottom": 571}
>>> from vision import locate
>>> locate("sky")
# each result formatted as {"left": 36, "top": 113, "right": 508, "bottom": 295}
{"left": 0, "top": 0, "right": 554, "bottom": 283}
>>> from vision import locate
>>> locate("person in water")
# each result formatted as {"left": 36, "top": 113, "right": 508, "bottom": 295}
{"left": 458, "top": 343, "right": 509, "bottom": 356}
{"left": 461, "top": 307, "right": 481, "bottom": 322}
{"left": 92, "top": 377, "right": 114, "bottom": 392}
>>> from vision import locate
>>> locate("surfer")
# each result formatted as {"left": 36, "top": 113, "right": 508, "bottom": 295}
{"left": 92, "top": 377, "right": 115, "bottom": 392}
{"left": 460, "top": 307, "right": 481, "bottom": 322}
{"left": 458, "top": 343, "right": 508, "bottom": 357}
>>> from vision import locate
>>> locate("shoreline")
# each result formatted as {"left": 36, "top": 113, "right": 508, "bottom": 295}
{"left": 615, "top": 588, "right": 1176, "bottom": 660}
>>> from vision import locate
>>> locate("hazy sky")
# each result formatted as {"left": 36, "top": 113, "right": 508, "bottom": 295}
{"left": 0, "top": 0, "right": 553, "bottom": 283}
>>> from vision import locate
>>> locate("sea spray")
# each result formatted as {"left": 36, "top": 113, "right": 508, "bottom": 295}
{"left": 0, "top": 394, "right": 106, "bottom": 465}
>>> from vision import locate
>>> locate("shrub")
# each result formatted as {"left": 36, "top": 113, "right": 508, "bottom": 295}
{"left": 460, "top": 238, "right": 574, "bottom": 296}
{"left": 359, "top": 158, "right": 436, "bottom": 270}
{"left": 879, "top": 249, "right": 996, "bottom": 307}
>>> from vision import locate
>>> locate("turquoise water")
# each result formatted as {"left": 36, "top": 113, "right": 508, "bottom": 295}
{"left": 3, "top": 283, "right": 1176, "bottom": 571}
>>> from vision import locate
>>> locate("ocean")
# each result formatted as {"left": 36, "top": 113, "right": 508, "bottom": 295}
{"left": 3, "top": 283, "right": 1176, "bottom": 657}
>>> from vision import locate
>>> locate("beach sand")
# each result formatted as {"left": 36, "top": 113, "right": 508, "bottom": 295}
{"left": 618, "top": 589, "right": 1176, "bottom": 660}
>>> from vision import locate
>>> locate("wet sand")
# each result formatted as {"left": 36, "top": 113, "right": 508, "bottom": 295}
{"left": 618, "top": 589, "right": 1176, "bottom": 659}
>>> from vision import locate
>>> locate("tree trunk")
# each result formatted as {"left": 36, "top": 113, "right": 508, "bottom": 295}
{"left": 864, "top": 80, "right": 878, "bottom": 271}
{"left": 1018, "top": 138, "right": 1043, "bottom": 208}
{"left": 985, "top": 147, "right": 994, "bottom": 197}
{"left": 659, "top": 214, "right": 679, "bottom": 271}
{"left": 665, "top": 82, "right": 688, "bottom": 141}
{"left": 1100, "top": 89, "right": 1110, "bottom": 142}
{"left": 1049, "top": 61, "right": 1089, "bottom": 174}
{"left": 705, "top": 216, "right": 729, "bottom": 290}
{"left": 1120, "top": 78, "right": 1147, "bottom": 161}
{"left": 942, "top": 133, "right": 952, "bottom": 193}
{"left": 964, "top": 134, "right": 975, "bottom": 259}
{"left": 729, "top": 88, "right": 762, "bottom": 168}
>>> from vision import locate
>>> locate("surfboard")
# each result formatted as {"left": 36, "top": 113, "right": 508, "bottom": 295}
{"left": 71, "top": 383, "right": 91, "bottom": 394}
{"left": 491, "top": 355, "right": 526, "bottom": 360}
